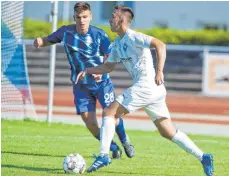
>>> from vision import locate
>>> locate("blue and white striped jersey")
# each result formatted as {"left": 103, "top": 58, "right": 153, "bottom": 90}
{"left": 47, "top": 24, "right": 111, "bottom": 84}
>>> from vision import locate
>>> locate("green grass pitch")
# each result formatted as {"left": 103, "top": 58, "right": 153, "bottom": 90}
{"left": 2, "top": 119, "right": 229, "bottom": 176}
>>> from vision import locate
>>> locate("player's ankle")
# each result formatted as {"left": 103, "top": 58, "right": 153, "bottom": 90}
{"left": 110, "top": 142, "right": 119, "bottom": 152}
{"left": 99, "top": 153, "right": 109, "bottom": 157}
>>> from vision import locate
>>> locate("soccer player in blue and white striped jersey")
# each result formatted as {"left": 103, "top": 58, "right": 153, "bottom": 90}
{"left": 34, "top": 2, "right": 134, "bottom": 159}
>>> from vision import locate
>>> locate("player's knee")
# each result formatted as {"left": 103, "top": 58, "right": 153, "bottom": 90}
{"left": 103, "top": 107, "right": 113, "bottom": 117}
{"left": 85, "top": 118, "right": 96, "bottom": 126}
{"left": 158, "top": 131, "right": 169, "bottom": 139}
{"left": 160, "top": 132, "right": 174, "bottom": 140}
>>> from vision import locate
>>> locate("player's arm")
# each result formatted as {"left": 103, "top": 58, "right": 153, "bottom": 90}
{"left": 34, "top": 26, "right": 66, "bottom": 48}
{"left": 91, "top": 53, "right": 110, "bottom": 82}
{"left": 88, "top": 42, "right": 118, "bottom": 74}
{"left": 76, "top": 41, "right": 120, "bottom": 84}
{"left": 75, "top": 62, "right": 116, "bottom": 84}
{"left": 34, "top": 37, "right": 53, "bottom": 48}
{"left": 87, "top": 62, "right": 116, "bottom": 74}
{"left": 134, "top": 32, "right": 166, "bottom": 85}
{"left": 150, "top": 37, "right": 166, "bottom": 85}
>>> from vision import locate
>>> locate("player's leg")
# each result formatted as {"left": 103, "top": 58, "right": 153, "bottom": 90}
{"left": 87, "top": 100, "right": 129, "bottom": 173}
{"left": 88, "top": 84, "right": 147, "bottom": 173}
{"left": 154, "top": 117, "right": 205, "bottom": 160}
{"left": 80, "top": 111, "right": 121, "bottom": 158}
{"left": 115, "top": 117, "right": 135, "bottom": 158}
{"left": 73, "top": 84, "right": 121, "bottom": 157}
{"left": 80, "top": 112, "right": 99, "bottom": 135}
{"left": 155, "top": 118, "right": 213, "bottom": 176}
{"left": 97, "top": 79, "right": 134, "bottom": 158}
{"left": 145, "top": 102, "right": 214, "bottom": 176}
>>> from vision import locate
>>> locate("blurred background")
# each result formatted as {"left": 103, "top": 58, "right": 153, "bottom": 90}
{"left": 25, "top": 1, "right": 229, "bottom": 30}
{"left": 2, "top": 1, "right": 229, "bottom": 136}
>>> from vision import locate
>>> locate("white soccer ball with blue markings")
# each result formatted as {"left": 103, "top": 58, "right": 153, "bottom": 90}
{"left": 63, "top": 153, "right": 86, "bottom": 174}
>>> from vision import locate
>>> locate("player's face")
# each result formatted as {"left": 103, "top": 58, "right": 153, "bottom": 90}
{"left": 109, "top": 10, "right": 122, "bottom": 32}
{"left": 74, "top": 10, "right": 92, "bottom": 34}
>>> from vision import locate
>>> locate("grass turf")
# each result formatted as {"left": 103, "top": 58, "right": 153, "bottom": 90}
{"left": 2, "top": 119, "right": 229, "bottom": 176}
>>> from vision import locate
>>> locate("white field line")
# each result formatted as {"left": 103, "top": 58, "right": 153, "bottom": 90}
{"left": 22, "top": 113, "right": 229, "bottom": 137}
{"left": 3, "top": 135, "right": 92, "bottom": 140}
{"left": 35, "top": 105, "right": 229, "bottom": 121}
{"left": 3, "top": 135, "right": 229, "bottom": 145}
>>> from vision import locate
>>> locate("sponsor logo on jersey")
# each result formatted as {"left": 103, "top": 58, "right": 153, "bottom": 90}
{"left": 120, "top": 57, "right": 132, "bottom": 62}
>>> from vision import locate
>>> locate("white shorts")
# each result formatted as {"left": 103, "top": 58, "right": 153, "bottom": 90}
{"left": 116, "top": 83, "right": 171, "bottom": 121}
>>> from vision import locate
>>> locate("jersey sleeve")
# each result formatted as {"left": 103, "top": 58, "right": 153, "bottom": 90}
{"left": 100, "top": 31, "right": 112, "bottom": 56}
{"left": 133, "top": 31, "right": 153, "bottom": 48}
{"left": 107, "top": 43, "right": 120, "bottom": 63}
{"left": 47, "top": 26, "right": 66, "bottom": 44}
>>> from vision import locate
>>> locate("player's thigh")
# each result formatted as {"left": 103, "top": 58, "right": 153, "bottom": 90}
{"left": 144, "top": 101, "right": 171, "bottom": 122}
{"left": 116, "top": 84, "right": 157, "bottom": 113}
{"left": 103, "top": 100, "right": 129, "bottom": 118}
{"left": 96, "top": 79, "right": 115, "bottom": 109}
{"left": 73, "top": 84, "right": 96, "bottom": 115}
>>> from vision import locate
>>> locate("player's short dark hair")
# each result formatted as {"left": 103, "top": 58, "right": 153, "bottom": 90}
{"left": 115, "top": 5, "right": 134, "bottom": 23}
{"left": 74, "top": 2, "right": 91, "bottom": 13}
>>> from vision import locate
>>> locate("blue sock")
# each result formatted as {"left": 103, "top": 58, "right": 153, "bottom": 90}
{"left": 115, "top": 117, "right": 127, "bottom": 143}
{"left": 94, "top": 133, "right": 118, "bottom": 152}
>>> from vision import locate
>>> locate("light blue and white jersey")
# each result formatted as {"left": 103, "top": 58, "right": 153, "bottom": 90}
{"left": 107, "top": 29, "right": 155, "bottom": 84}
{"left": 47, "top": 24, "right": 111, "bottom": 85}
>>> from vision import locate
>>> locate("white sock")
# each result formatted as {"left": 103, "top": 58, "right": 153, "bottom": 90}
{"left": 100, "top": 116, "right": 116, "bottom": 155}
{"left": 171, "top": 130, "right": 204, "bottom": 161}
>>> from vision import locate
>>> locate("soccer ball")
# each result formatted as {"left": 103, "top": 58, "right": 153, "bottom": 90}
{"left": 63, "top": 153, "right": 86, "bottom": 174}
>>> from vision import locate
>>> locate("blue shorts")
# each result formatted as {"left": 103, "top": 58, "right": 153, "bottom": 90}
{"left": 73, "top": 79, "right": 115, "bottom": 114}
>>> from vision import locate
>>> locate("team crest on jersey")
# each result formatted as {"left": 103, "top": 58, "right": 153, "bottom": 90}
{"left": 123, "top": 43, "right": 128, "bottom": 51}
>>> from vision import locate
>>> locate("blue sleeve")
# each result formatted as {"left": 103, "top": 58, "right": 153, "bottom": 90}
{"left": 47, "top": 26, "right": 66, "bottom": 43}
{"left": 100, "top": 31, "right": 112, "bottom": 56}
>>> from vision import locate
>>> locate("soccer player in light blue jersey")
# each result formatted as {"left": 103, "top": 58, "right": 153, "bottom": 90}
{"left": 34, "top": 2, "right": 134, "bottom": 159}
{"left": 77, "top": 5, "right": 214, "bottom": 176}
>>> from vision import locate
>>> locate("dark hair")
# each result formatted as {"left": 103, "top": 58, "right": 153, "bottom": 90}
{"left": 115, "top": 5, "right": 134, "bottom": 23}
{"left": 74, "top": 2, "right": 91, "bottom": 13}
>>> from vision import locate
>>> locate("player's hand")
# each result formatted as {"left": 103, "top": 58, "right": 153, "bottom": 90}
{"left": 92, "top": 74, "right": 102, "bottom": 82}
{"left": 155, "top": 71, "right": 164, "bottom": 85}
{"left": 34, "top": 37, "right": 43, "bottom": 48}
{"left": 75, "top": 70, "right": 86, "bottom": 84}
